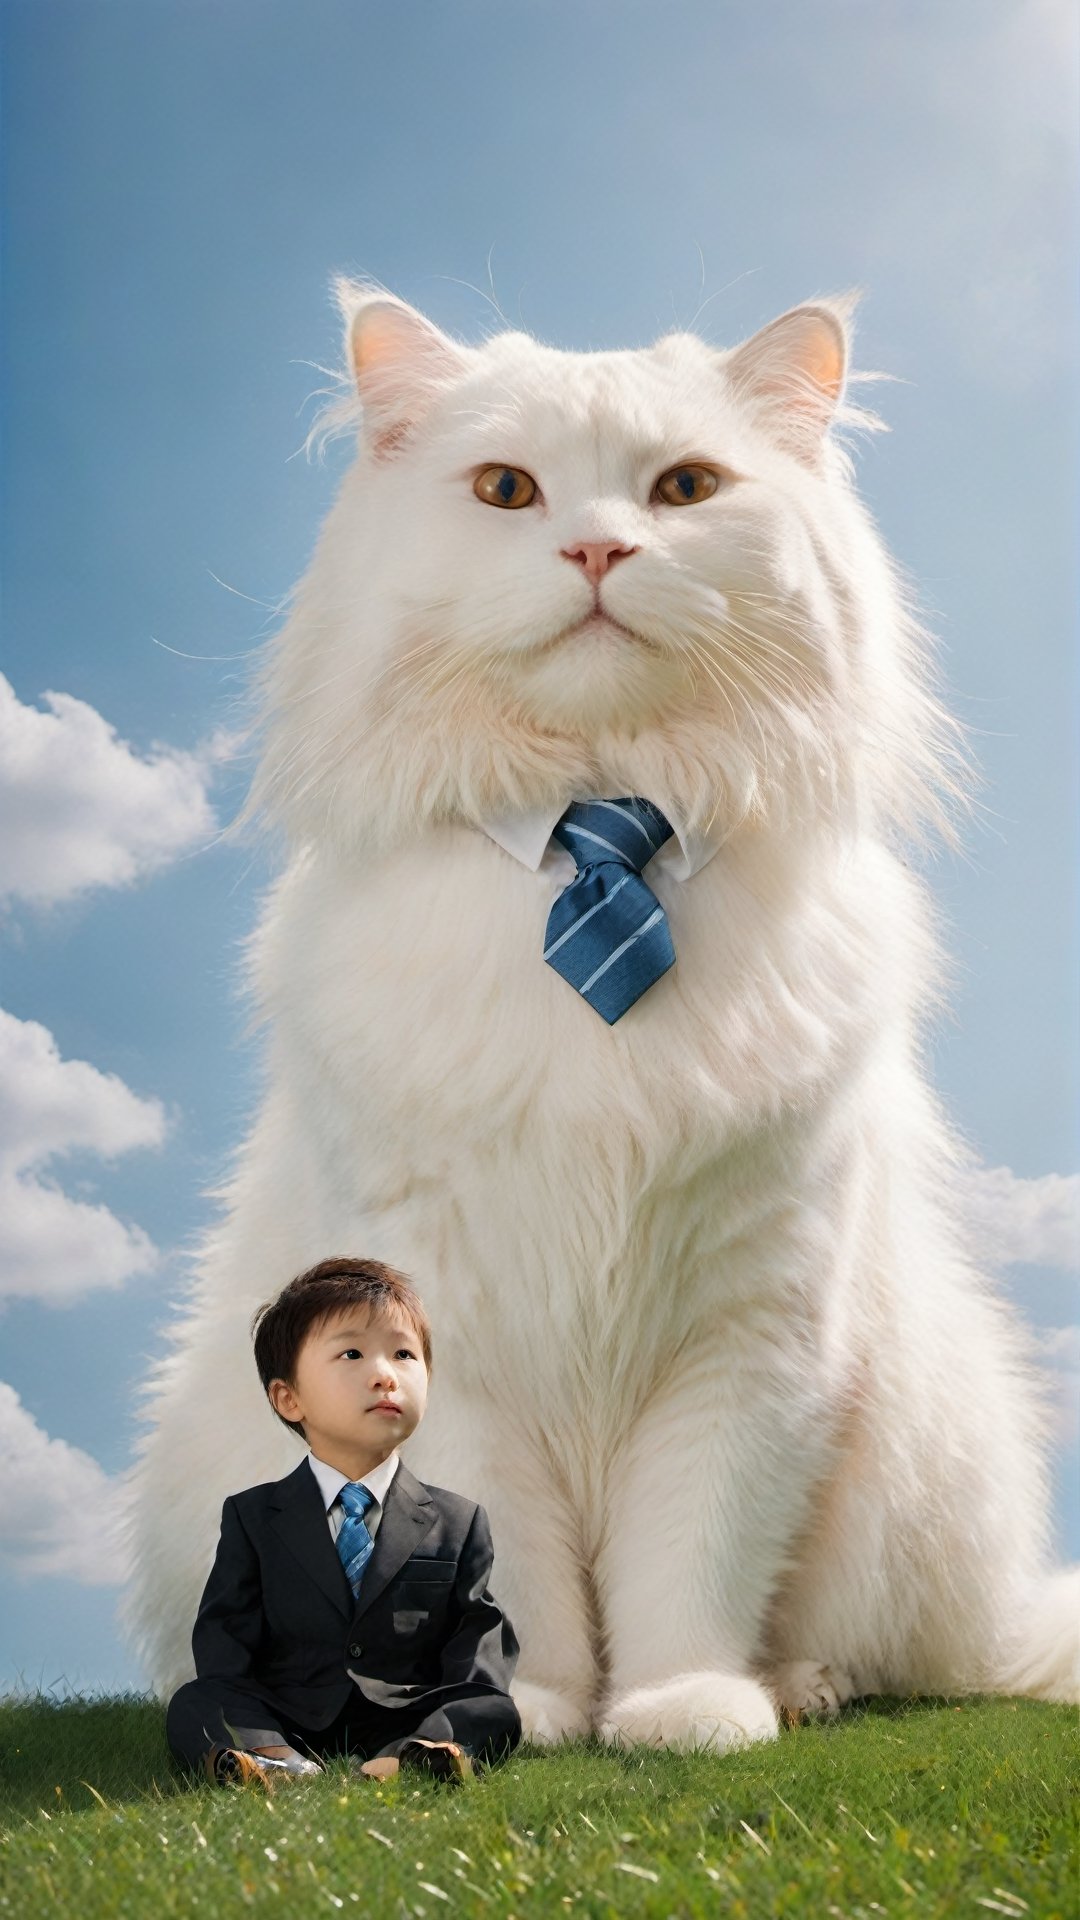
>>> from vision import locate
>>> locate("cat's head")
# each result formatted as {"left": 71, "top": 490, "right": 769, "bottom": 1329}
{"left": 252, "top": 283, "right": 956, "bottom": 855}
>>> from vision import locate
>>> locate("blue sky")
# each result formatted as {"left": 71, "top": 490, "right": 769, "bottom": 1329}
{"left": 1, "top": 0, "right": 1077, "bottom": 1694}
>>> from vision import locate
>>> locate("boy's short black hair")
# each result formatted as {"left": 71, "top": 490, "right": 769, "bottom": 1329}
{"left": 252, "top": 1256, "right": 433, "bottom": 1438}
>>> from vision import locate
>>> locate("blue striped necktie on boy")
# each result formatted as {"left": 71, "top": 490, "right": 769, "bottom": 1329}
{"left": 544, "top": 797, "right": 676, "bottom": 1024}
{"left": 337, "top": 1482, "right": 376, "bottom": 1600}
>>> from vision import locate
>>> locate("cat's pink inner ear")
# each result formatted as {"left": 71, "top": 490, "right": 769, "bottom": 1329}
{"left": 727, "top": 304, "right": 849, "bottom": 460}
{"left": 344, "top": 292, "right": 467, "bottom": 456}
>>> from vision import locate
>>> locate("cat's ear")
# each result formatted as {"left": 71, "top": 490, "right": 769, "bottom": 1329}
{"left": 336, "top": 280, "right": 470, "bottom": 457}
{"left": 725, "top": 298, "right": 854, "bottom": 465}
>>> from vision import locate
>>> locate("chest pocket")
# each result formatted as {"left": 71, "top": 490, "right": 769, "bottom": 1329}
{"left": 397, "top": 1558, "right": 456, "bottom": 1584}
{"left": 389, "top": 1557, "right": 455, "bottom": 1633}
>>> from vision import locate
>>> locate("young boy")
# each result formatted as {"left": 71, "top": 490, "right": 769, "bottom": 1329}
{"left": 166, "top": 1257, "right": 521, "bottom": 1787}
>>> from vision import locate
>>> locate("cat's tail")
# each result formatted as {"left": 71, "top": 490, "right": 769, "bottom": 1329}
{"left": 997, "top": 1567, "right": 1080, "bottom": 1704}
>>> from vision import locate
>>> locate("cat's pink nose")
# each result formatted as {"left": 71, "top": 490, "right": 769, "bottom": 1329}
{"left": 561, "top": 540, "right": 639, "bottom": 585}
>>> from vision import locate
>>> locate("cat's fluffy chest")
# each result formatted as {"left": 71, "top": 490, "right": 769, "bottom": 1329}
{"left": 256, "top": 820, "right": 892, "bottom": 1178}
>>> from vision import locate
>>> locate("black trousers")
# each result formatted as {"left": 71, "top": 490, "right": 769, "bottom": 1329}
{"left": 167, "top": 1677, "right": 521, "bottom": 1775}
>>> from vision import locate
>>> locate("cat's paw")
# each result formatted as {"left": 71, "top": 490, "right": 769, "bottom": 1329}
{"left": 770, "top": 1660, "right": 857, "bottom": 1725}
{"left": 599, "top": 1672, "right": 778, "bottom": 1753}
{"left": 512, "top": 1680, "right": 591, "bottom": 1745}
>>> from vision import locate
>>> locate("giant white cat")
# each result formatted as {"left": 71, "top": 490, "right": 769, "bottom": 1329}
{"left": 124, "top": 284, "right": 1078, "bottom": 1747}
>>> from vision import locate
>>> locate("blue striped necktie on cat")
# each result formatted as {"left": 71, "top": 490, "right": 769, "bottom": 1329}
{"left": 337, "top": 1481, "right": 376, "bottom": 1599}
{"left": 544, "top": 798, "right": 676, "bottom": 1024}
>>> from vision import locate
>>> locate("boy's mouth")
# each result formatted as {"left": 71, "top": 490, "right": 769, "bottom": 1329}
{"left": 369, "top": 1400, "right": 402, "bottom": 1415}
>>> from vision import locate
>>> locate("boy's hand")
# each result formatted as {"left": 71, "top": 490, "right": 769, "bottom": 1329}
{"left": 359, "top": 1755, "right": 400, "bottom": 1780}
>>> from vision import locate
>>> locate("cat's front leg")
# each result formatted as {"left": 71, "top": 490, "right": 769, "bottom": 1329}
{"left": 404, "top": 1400, "right": 596, "bottom": 1744}
{"left": 596, "top": 1338, "right": 833, "bottom": 1753}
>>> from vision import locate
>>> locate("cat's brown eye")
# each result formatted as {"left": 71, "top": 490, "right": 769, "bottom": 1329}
{"left": 473, "top": 466, "right": 537, "bottom": 510}
{"left": 654, "top": 464, "right": 721, "bottom": 507}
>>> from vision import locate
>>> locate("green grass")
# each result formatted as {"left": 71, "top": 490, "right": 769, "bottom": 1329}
{"left": 0, "top": 1695, "right": 1075, "bottom": 1917}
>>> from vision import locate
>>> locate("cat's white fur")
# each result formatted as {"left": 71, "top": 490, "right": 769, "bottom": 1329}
{"left": 124, "top": 284, "right": 1078, "bottom": 1744}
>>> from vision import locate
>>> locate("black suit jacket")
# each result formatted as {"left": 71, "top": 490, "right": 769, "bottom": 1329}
{"left": 191, "top": 1458, "right": 518, "bottom": 1731}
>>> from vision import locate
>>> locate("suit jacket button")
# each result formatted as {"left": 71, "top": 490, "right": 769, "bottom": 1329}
{"left": 348, "top": 1642, "right": 363, "bottom": 1659}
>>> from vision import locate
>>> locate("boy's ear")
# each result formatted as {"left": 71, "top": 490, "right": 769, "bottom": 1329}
{"left": 268, "top": 1377, "right": 303, "bottom": 1424}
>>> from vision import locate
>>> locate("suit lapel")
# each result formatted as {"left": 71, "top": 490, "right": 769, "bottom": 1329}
{"left": 270, "top": 1459, "right": 352, "bottom": 1618}
{"left": 353, "top": 1463, "right": 436, "bottom": 1618}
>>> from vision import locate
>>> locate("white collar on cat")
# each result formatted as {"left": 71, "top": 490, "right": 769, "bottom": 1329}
{"left": 481, "top": 805, "right": 722, "bottom": 883}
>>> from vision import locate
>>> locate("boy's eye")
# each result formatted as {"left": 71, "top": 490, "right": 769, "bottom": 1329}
{"left": 340, "top": 1349, "right": 362, "bottom": 1360}
{"left": 396, "top": 1348, "right": 416, "bottom": 1362}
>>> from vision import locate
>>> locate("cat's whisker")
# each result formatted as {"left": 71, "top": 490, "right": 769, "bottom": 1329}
{"left": 708, "top": 612, "right": 819, "bottom": 706}
{"left": 677, "top": 619, "right": 787, "bottom": 784}
{"left": 719, "top": 605, "right": 823, "bottom": 684}
{"left": 725, "top": 616, "right": 810, "bottom": 654}
{"left": 678, "top": 630, "right": 768, "bottom": 765}
{"left": 668, "top": 638, "right": 700, "bottom": 705}
{"left": 673, "top": 633, "right": 729, "bottom": 717}
{"left": 712, "top": 633, "right": 807, "bottom": 711}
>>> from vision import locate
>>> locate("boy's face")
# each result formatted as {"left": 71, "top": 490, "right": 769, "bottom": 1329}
{"left": 269, "top": 1307, "right": 429, "bottom": 1470}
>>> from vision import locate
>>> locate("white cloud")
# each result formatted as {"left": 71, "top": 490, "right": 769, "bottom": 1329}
{"left": 1036, "top": 1325, "right": 1080, "bottom": 1370}
{"left": 961, "top": 1165, "right": 1080, "bottom": 1272}
{"left": 0, "top": 1382, "right": 128, "bottom": 1585}
{"left": 0, "top": 673, "right": 232, "bottom": 908}
{"left": 0, "top": 1008, "right": 165, "bottom": 1305}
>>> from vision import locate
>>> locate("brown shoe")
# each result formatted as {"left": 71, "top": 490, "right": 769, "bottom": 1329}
{"left": 397, "top": 1738, "right": 474, "bottom": 1785}
{"left": 206, "top": 1746, "right": 274, "bottom": 1788}
{"left": 207, "top": 1746, "right": 322, "bottom": 1787}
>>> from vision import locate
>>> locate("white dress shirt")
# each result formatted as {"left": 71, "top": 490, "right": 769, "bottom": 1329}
{"left": 480, "top": 802, "right": 724, "bottom": 885}
{"left": 307, "top": 1449, "right": 400, "bottom": 1544}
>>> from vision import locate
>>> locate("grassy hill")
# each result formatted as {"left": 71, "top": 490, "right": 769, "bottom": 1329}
{"left": 0, "top": 1694, "right": 1075, "bottom": 1916}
